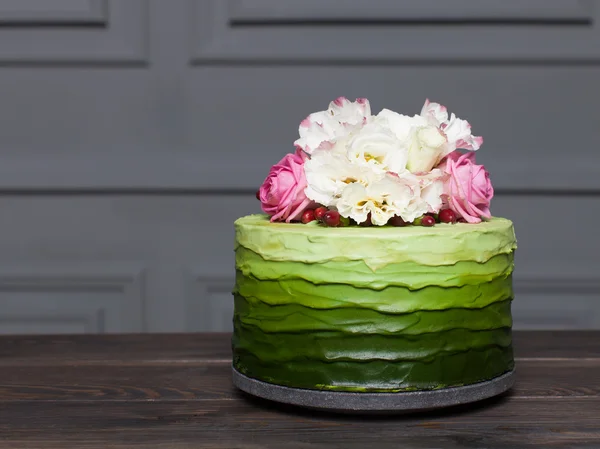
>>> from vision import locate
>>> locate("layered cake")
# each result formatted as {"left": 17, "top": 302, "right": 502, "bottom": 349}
{"left": 233, "top": 97, "right": 517, "bottom": 401}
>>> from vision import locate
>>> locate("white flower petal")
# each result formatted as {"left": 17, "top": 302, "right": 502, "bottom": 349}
{"left": 374, "top": 109, "right": 425, "bottom": 142}
{"left": 420, "top": 100, "right": 483, "bottom": 152}
{"left": 345, "top": 120, "right": 409, "bottom": 175}
{"left": 443, "top": 113, "right": 483, "bottom": 151}
{"left": 418, "top": 170, "right": 445, "bottom": 213}
{"left": 294, "top": 111, "right": 339, "bottom": 155}
{"left": 303, "top": 148, "right": 376, "bottom": 207}
{"left": 294, "top": 98, "right": 371, "bottom": 154}
{"left": 328, "top": 97, "right": 371, "bottom": 125}
{"left": 336, "top": 183, "right": 371, "bottom": 224}
{"left": 405, "top": 125, "right": 449, "bottom": 173}
{"left": 420, "top": 99, "right": 448, "bottom": 126}
{"left": 336, "top": 173, "right": 431, "bottom": 226}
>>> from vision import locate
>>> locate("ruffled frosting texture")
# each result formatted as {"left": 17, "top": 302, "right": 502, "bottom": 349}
{"left": 233, "top": 214, "right": 517, "bottom": 392}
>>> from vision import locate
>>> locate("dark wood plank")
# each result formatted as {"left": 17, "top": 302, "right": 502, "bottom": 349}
{"left": 0, "top": 331, "right": 598, "bottom": 367}
{"left": 0, "top": 332, "right": 597, "bottom": 448}
{"left": 513, "top": 360, "right": 600, "bottom": 398}
{"left": 0, "top": 359, "right": 597, "bottom": 402}
{"left": 0, "top": 364, "right": 230, "bottom": 401}
{"left": 0, "top": 333, "right": 232, "bottom": 365}
{"left": 514, "top": 331, "right": 600, "bottom": 358}
{"left": 0, "top": 396, "right": 598, "bottom": 448}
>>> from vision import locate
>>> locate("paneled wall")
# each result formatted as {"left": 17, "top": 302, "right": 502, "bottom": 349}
{"left": 0, "top": 0, "right": 598, "bottom": 333}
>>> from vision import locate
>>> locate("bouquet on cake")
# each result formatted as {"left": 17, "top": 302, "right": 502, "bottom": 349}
{"left": 258, "top": 97, "right": 493, "bottom": 227}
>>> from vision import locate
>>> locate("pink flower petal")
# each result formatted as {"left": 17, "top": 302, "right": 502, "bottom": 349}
{"left": 440, "top": 150, "right": 493, "bottom": 223}
{"left": 258, "top": 150, "right": 311, "bottom": 222}
{"left": 286, "top": 197, "right": 314, "bottom": 223}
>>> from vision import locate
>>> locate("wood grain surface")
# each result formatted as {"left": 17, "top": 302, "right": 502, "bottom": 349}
{"left": 0, "top": 332, "right": 597, "bottom": 448}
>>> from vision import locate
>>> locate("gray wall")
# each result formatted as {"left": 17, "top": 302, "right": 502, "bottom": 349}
{"left": 0, "top": 0, "right": 598, "bottom": 334}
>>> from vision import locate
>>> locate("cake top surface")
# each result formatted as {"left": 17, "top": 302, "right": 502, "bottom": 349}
{"left": 254, "top": 96, "right": 503, "bottom": 231}
{"left": 235, "top": 214, "right": 516, "bottom": 268}
{"left": 236, "top": 213, "right": 512, "bottom": 236}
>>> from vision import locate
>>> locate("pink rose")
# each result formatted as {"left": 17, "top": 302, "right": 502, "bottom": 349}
{"left": 259, "top": 150, "right": 314, "bottom": 222}
{"left": 438, "top": 151, "right": 493, "bottom": 224}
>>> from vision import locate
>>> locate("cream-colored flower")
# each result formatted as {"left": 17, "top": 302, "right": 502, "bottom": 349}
{"left": 294, "top": 97, "right": 371, "bottom": 155}
{"left": 415, "top": 169, "right": 446, "bottom": 214}
{"left": 372, "top": 108, "right": 449, "bottom": 174}
{"left": 336, "top": 173, "right": 419, "bottom": 226}
{"left": 405, "top": 125, "right": 449, "bottom": 173}
{"left": 343, "top": 121, "right": 408, "bottom": 175}
{"left": 375, "top": 108, "right": 427, "bottom": 142}
{"left": 303, "top": 148, "right": 376, "bottom": 207}
{"left": 420, "top": 99, "right": 483, "bottom": 151}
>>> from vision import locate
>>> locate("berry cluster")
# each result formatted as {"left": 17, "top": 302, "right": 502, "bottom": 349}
{"left": 397, "top": 208, "right": 457, "bottom": 227}
{"left": 256, "top": 191, "right": 458, "bottom": 227}
{"left": 301, "top": 206, "right": 458, "bottom": 227}
{"left": 302, "top": 206, "right": 350, "bottom": 227}
{"left": 365, "top": 208, "right": 457, "bottom": 227}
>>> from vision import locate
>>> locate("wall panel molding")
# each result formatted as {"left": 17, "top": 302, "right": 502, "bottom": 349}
{"left": 0, "top": 0, "right": 147, "bottom": 63}
{"left": 191, "top": 0, "right": 600, "bottom": 63}
{"left": 514, "top": 278, "right": 600, "bottom": 295}
{"left": 513, "top": 277, "right": 600, "bottom": 330}
{"left": 0, "top": 310, "right": 104, "bottom": 334}
{"left": 229, "top": 0, "right": 593, "bottom": 23}
{"left": 185, "top": 272, "right": 233, "bottom": 332}
{"left": 0, "top": 0, "right": 108, "bottom": 25}
{"left": 0, "top": 266, "right": 144, "bottom": 290}
{"left": 0, "top": 265, "right": 146, "bottom": 334}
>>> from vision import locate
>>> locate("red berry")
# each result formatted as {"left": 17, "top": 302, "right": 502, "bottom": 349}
{"left": 421, "top": 215, "right": 436, "bottom": 227}
{"left": 255, "top": 190, "right": 260, "bottom": 200}
{"left": 428, "top": 213, "right": 440, "bottom": 222}
{"left": 439, "top": 209, "right": 457, "bottom": 224}
{"left": 314, "top": 206, "right": 328, "bottom": 221}
{"left": 323, "top": 210, "right": 341, "bottom": 227}
{"left": 389, "top": 216, "right": 406, "bottom": 227}
{"left": 301, "top": 209, "right": 316, "bottom": 224}
{"left": 359, "top": 214, "right": 373, "bottom": 227}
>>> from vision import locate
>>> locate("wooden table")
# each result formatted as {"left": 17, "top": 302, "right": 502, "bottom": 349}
{"left": 0, "top": 332, "right": 598, "bottom": 448}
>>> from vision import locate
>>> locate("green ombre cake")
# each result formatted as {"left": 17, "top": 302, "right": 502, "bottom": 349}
{"left": 233, "top": 214, "right": 516, "bottom": 392}
{"left": 233, "top": 97, "right": 516, "bottom": 396}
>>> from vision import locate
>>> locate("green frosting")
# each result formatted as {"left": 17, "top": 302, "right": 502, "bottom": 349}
{"left": 235, "top": 214, "right": 516, "bottom": 268}
{"left": 232, "top": 214, "right": 517, "bottom": 392}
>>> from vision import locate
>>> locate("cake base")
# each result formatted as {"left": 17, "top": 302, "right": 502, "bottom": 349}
{"left": 232, "top": 367, "right": 515, "bottom": 413}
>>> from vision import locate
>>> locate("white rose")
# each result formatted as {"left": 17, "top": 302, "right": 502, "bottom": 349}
{"left": 344, "top": 121, "right": 408, "bottom": 175}
{"left": 405, "top": 125, "right": 449, "bottom": 173}
{"left": 304, "top": 148, "right": 376, "bottom": 207}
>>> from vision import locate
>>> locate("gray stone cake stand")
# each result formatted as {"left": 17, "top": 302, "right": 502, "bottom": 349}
{"left": 232, "top": 366, "right": 515, "bottom": 413}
